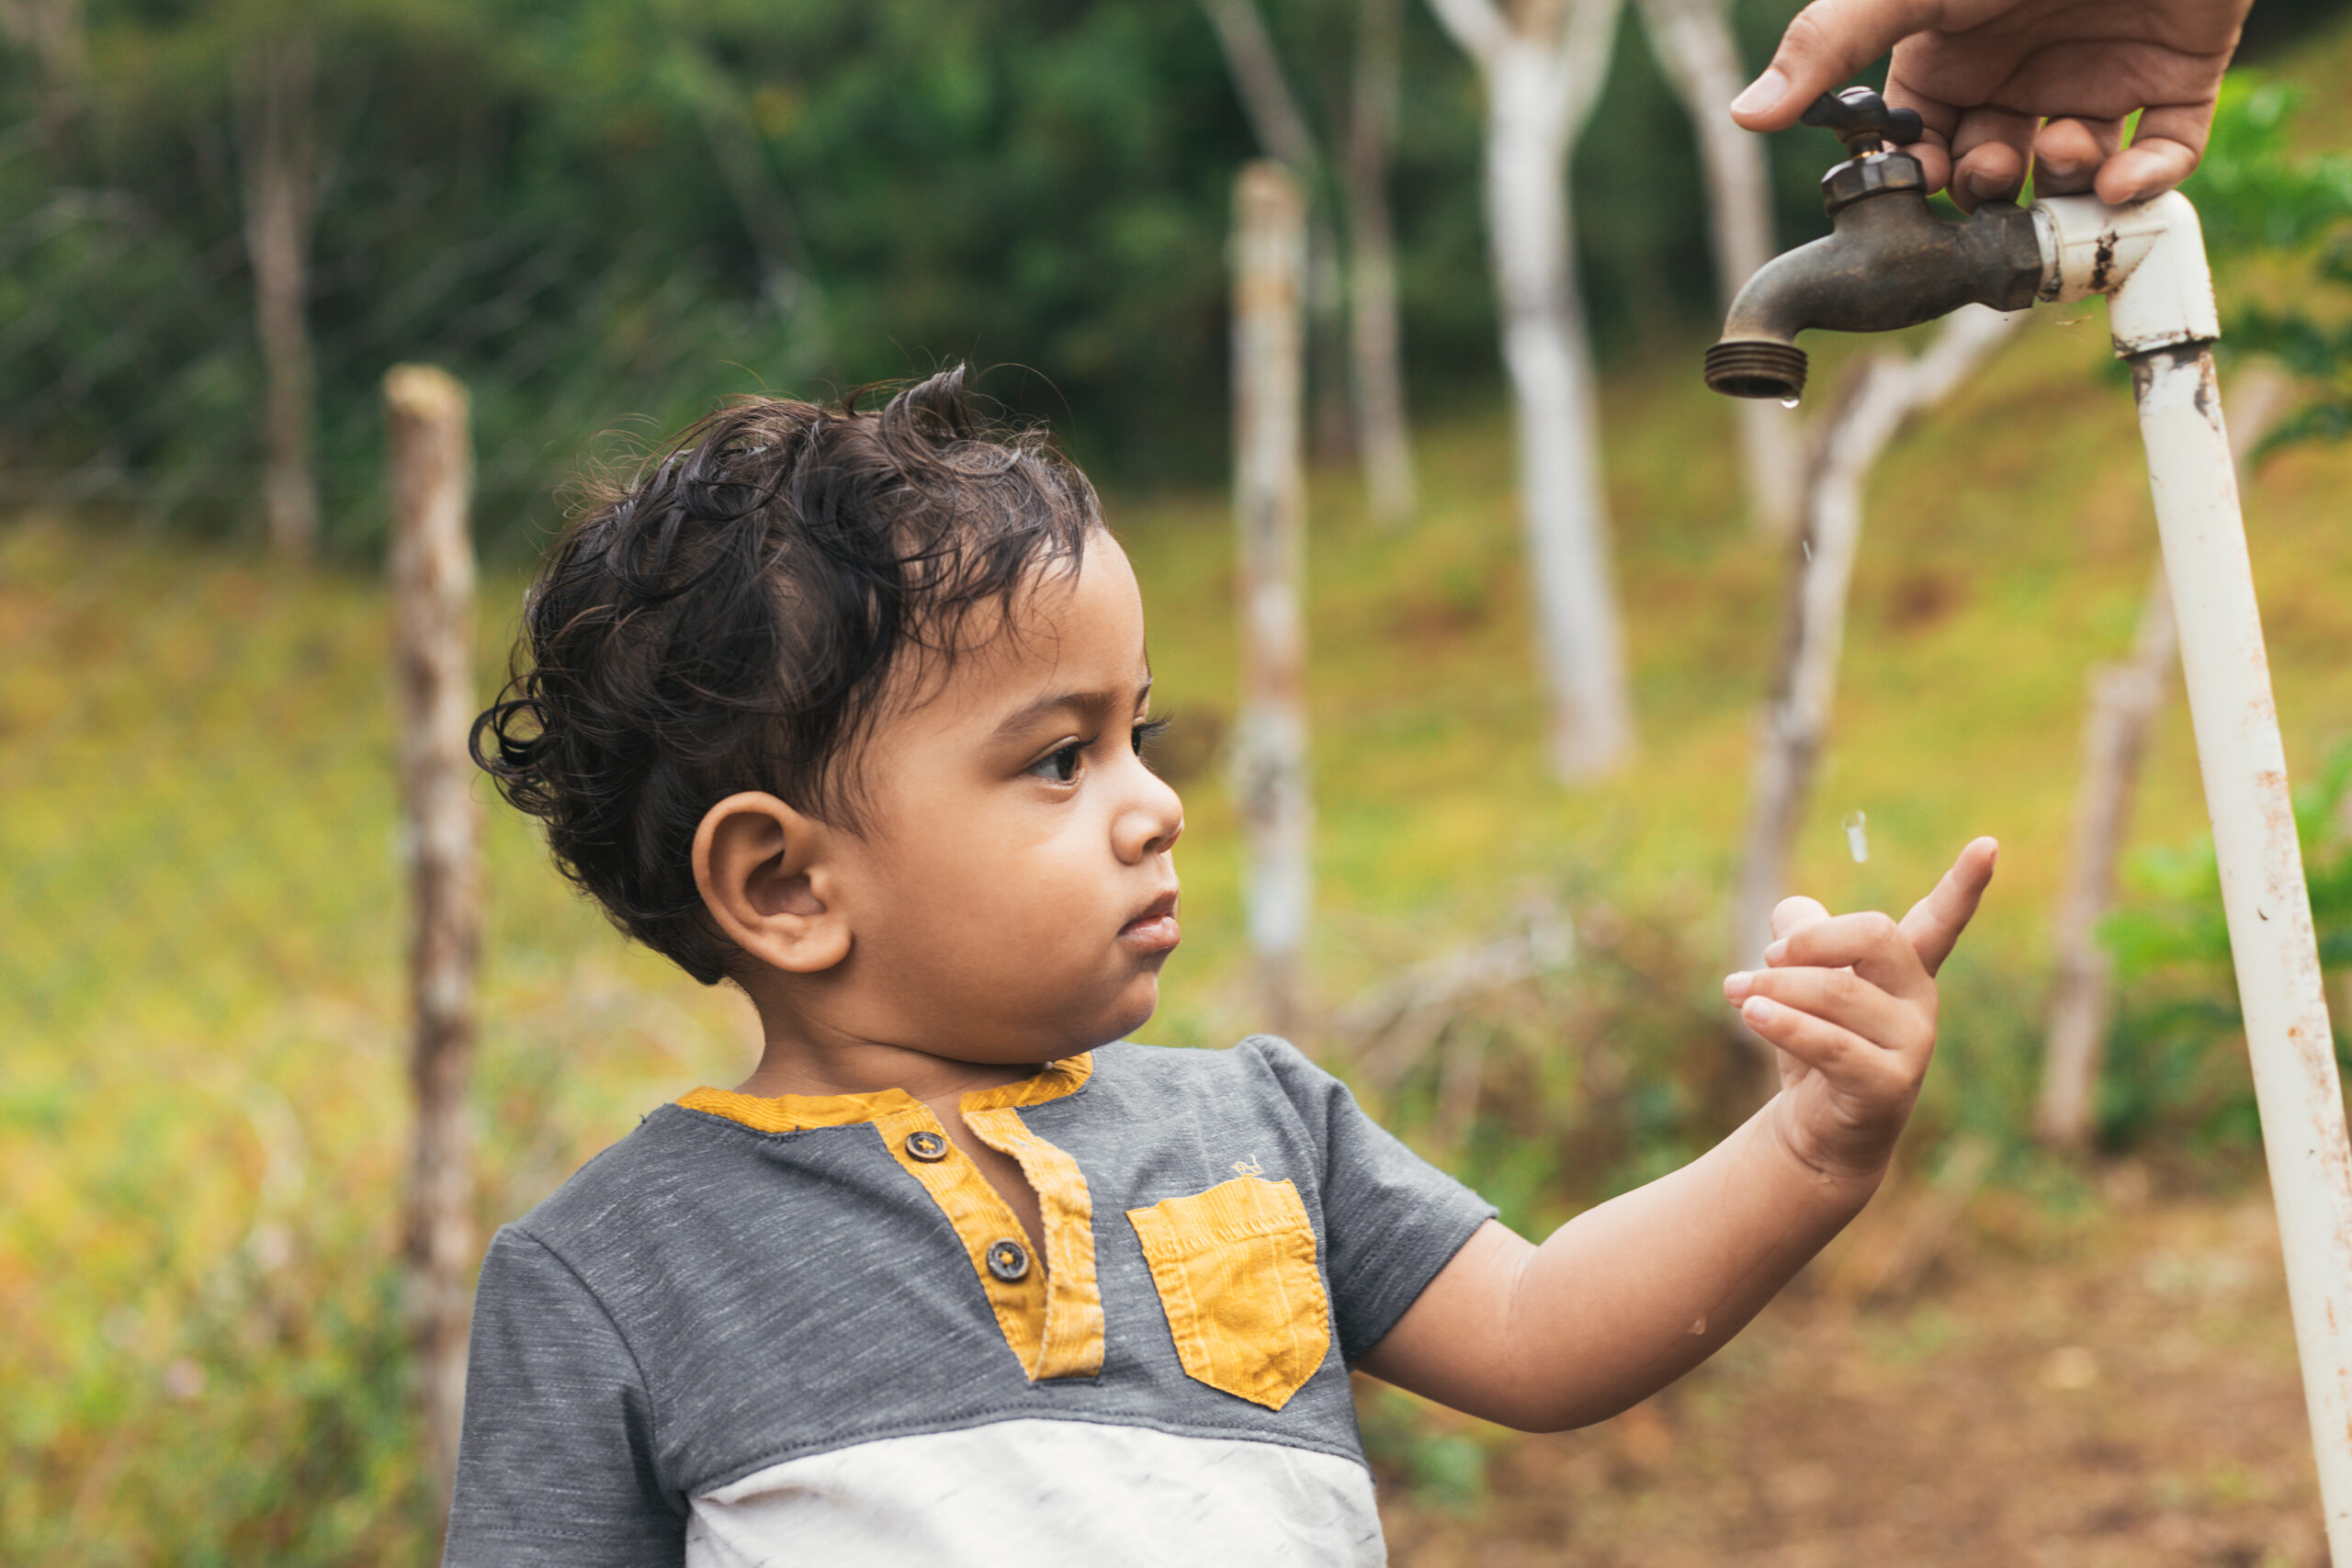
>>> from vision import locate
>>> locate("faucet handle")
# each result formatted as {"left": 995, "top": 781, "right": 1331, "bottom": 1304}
{"left": 1801, "top": 85, "right": 1925, "bottom": 156}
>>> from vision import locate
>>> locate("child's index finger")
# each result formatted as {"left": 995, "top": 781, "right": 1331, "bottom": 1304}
{"left": 1767, "top": 908, "right": 1929, "bottom": 999}
{"left": 1767, "top": 895, "right": 1832, "bottom": 943}
{"left": 1897, "top": 836, "right": 1999, "bottom": 978}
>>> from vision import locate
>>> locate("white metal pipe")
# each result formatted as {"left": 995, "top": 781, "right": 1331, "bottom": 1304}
{"left": 2036, "top": 191, "right": 2352, "bottom": 1556}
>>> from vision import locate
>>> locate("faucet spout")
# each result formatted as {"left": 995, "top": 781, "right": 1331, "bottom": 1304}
{"left": 1704, "top": 153, "right": 2044, "bottom": 401}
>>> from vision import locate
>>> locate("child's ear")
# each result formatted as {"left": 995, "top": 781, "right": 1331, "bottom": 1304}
{"left": 692, "top": 792, "right": 852, "bottom": 975}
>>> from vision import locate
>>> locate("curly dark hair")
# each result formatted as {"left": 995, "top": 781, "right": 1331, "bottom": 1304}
{"left": 471, "top": 366, "right": 1102, "bottom": 985}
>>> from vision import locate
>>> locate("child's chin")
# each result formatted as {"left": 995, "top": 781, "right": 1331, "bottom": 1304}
{"left": 1101, "top": 984, "right": 1159, "bottom": 1043}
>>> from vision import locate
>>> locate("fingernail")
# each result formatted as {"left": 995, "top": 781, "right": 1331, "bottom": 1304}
{"left": 1764, "top": 940, "right": 1789, "bottom": 965}
{"left": 1730, "top": 68, "right": 1786, "bottom": 118}
{"left": 1724, "top": 971, "right": 1753, "bottom": 999}
{"left": 1962, "top": 170, "right": 2012, "bottom": 204}
{"left": 1744, "top": 996, "right": 1778, "bottom": 1023}
{"left": 2040, "top": 157, "right": 2083, "bottom": 179}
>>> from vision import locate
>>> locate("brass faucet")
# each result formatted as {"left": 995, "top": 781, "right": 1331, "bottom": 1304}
{"left": 1703, "top": 87, "right": 2044, "bottom": 401}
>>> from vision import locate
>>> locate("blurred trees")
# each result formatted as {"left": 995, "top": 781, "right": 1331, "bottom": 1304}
{"left": 1426, "top": 0, "right": 1635, "bottom": 782}
{"left": 234, "top": 30, "right": 322, "bottom": 558}
{"left": 1197, "top": 0, "right": 1420, "bottom": 525}
{"left": 1639, "top": 0, "right": 1798, "bottom": 536}
{"left": 2, "top": 0, "right": 1855, "bottom": 555}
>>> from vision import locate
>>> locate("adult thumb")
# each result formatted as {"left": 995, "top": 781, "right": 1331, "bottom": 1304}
{"left": 1731, "top": 0, "right": 1938, "bottom": 129}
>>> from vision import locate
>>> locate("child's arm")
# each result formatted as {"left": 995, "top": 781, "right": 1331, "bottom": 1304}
{"left": 1352, "top": 837, "right": 1996, "bottom": 1432}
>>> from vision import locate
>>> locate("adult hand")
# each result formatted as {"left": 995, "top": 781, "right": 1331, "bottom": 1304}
{"left": 1724, "top": 837, "right": 1997, "bottom": 1180}
{"left": 1727, "top": 0, "right": 2254, "bottom": 210}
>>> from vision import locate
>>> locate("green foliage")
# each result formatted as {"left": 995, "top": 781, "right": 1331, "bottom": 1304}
{"left": 2186, "top": 73, "right": 2352, "bottom": 454}
{"left": 2, "top": 0, "right": 1857, "bottom": 553}
{"left": 2098, "top": 745, "right": 2352, "bottom": 1149}
{"left": 2184, "top": 75, "right": 2352, "bottom": 257}
{"left": 1354, "top": 1382, "right": 1493, "bottom": 1513}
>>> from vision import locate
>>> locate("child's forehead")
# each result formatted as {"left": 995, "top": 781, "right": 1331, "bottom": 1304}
{"left": 887, "top": 546, "right": 1148, "bottom": 720}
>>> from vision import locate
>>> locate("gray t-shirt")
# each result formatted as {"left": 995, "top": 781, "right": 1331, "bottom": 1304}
{"left": 443, "top": 1036, "right": 1495, "bottom": 1567}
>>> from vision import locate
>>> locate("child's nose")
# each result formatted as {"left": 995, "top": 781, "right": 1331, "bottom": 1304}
{"left": 1119, "top": 762, "right": 1184, "bottom": 863}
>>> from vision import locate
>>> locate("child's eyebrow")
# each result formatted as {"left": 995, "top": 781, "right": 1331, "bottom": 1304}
{"left": 991, "top": 676, "right": 1154, "bottom": 739}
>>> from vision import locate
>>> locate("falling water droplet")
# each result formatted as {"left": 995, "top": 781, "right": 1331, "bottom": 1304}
{"left": 1802, "top": 538, "right": 1813, "bottom": 561}
{"left": 1779, "top": 396, "right": 1801, "bottom": 410}
{"left": 1844, "top": 809, "right": 1870, "bottom": 864}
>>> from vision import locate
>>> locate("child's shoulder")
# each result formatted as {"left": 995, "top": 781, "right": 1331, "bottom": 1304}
{"left": 1089, "top": 1032, "right": 1340, "bottom": 1108}
{"left": 495, "top": 1100, "right": 752, "bottom": 1260}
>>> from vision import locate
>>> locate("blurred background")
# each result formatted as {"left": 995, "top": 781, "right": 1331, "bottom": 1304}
{"left": 12, "top": 0, "right": 2352, "bottom": 1561}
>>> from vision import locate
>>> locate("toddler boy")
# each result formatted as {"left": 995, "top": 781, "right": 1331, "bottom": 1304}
{"left": 447, "top": 367, "right": 1995, "bottom": 1566}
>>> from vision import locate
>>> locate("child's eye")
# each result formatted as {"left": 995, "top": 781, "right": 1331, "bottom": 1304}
{"left": 1029, "top": 741, "right": 1083, "bottom": 784}
{"left": 1132, "top": 717, "right": 1171, "bottom": 759}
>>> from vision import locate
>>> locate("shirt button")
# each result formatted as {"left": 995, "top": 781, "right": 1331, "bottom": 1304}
{"left": 986, "top": 1238, "right": 1031, "bottom": 1282}
{"left": 904, "top": 1130, "right": 949, "bottom": 1163}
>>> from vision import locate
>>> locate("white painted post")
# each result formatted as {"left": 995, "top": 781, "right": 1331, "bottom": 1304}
{"left": 2036, "top": 189, "right": 2352, "bottom": 1556}
{"left": 2135, "top": 341, "right": 2352, "bottom": 1555}
{"left": 1231, "top": 162, "right": 1313, "bottom": 1039}
{"left": 2037, "top": 368, "right": 2290, "bottom": 1149}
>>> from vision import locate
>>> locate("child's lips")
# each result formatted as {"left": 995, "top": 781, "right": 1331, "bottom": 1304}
{"left": 1119, "top": 892, "right": 1182, "bottom": 953}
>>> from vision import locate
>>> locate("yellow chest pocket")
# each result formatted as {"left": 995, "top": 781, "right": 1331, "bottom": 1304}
{"left": 1125, "top": 1176, "right": 1333, "bottom": 1412}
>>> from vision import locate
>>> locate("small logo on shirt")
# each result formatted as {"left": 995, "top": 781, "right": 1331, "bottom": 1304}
{"left": 1231, "top": 1156, "right": 1264, "bottom": 1178}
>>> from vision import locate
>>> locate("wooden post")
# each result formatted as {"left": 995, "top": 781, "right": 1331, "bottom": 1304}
{"left": 2036, "top": 367, "right": 2289, "bottom": 1148}
{"left": 1231, "top": 163, "right": 1313, "bottom": 1040}
{"left": 387, "top": 364, "right": 481, "bottom": 1510}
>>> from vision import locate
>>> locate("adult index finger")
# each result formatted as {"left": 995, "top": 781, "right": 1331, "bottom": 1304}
{"left": 1898, "top": 836, "right": 1998, "bottom": 977}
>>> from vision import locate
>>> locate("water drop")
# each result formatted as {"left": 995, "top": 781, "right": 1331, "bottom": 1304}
{"left": 1801, "top": 538, "right": 1813, "bottom": 561}
{"left": 1844, "top": 809, "right": 1870, "bottom": 864}
{"left": 1779, "top": 396, "right": 1801, "bottom": 410}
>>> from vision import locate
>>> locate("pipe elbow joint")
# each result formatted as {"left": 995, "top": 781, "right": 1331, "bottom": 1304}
{"left": 2033, "top": 191, "right": 2219, "bottom": 357}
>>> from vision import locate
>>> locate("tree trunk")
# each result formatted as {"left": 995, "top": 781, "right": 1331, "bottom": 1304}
{"left": 2, "top": 0, "right": 85, "bottom": 155}
{"left": 237, "top": 38, "right": 322, "bottom": 560}
{"left": 388, "top": 365, "right": 481, "bottom": 1514}
{"left": 2035, "top": 366, "right": 2290, "bottom": 1149}
{"left": 1346, "top": 0, "right": 1418, "bottom": 526}
{"left": 1731, "top": 308, "right": 2018, "bottom": 1068}
{"left": 1230, "top": 164, "right": 1315, "bottom": 1042}
{"left": 1637, "top": 0, "right": 1799, "bottom": 536}
{"left": 1485, "top": 19, "right": 1634, "bottom": 779}
{"left": 681, "top": 44, "right": 824, "bottom": 333}
{"left": 1195, "top": 0, "right": 1354, "bottom": 464}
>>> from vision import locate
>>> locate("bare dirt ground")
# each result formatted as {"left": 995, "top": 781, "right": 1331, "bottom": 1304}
{"left": 1376, "top": 1168, "right": 2324, "bottom": 1567}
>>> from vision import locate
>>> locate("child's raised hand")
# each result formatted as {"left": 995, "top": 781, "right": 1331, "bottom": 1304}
{"left": 1724, "top": 837, "right": 1998, "bottom": 1182}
